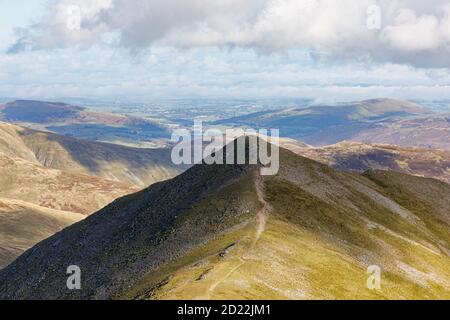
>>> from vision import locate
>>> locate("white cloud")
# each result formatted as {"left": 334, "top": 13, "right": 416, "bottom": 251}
{"left": 381, "top": 8, "right": 449, "bottom": 51}
{"left": 6, "top": 0, "right": 450, "bottom": 68}
{"left": 7, "top": 0, "right": 113, "bottom": 52}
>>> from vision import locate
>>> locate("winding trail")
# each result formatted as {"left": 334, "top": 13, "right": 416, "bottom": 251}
{"left": 252, "top": 172, "right": 271, "bottom": 248}
{"left": 204, "top": 171, "right": 271, "bottom": 299}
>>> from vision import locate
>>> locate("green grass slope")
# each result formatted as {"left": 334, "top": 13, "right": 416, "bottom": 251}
{"left": 125, "top": 149, "right": 450, "bottom": 300}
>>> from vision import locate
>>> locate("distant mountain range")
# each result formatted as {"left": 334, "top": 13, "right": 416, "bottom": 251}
{"left": 215, "top": 99, "right": 450, "bottom": 150}
{"left": 3, "top": 98, "right": 449, "bottom": 150}
{"left": 1, "top": 142, "right": 449, "bottom": 299}
{"left": 0, "top": 100, "right": 170, "bottom": 147}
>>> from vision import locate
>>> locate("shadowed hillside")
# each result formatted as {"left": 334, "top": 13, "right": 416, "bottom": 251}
{"left": 0, "top": 100, "right": 84, "bottom": 123}
{"left": 0, "top": 142, "right": 449, "bottom": 300}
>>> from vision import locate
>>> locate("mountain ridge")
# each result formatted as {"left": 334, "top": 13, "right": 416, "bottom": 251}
{"left": 1, "top": 143, "right": 449, "bottom": 300}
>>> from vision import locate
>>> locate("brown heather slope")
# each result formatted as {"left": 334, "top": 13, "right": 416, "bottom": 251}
{"left": 0, "top": 142, "right": 449, "bottom": 300}
{"left": 0, "top": 154, "right": 138, "bottom": 214}
{"left": 0, "top": 198, "right": 84, "bottom": 269}
{"left": 351, "top": 116, "right": 450, "bottom": 150}
{"left": 0, "top": 121, "right": 183, "bottom": 187}
{"left": 289, "top": 141, "right": 450, "bottom": 184}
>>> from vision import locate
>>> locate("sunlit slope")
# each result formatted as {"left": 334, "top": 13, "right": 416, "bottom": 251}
{"left": 0, "top": 198, "right": 84, "bottom": 269}
{"left": 1, "top": 146, "right": 449, "bottom": 300}
{"left": 0, "top": 121, "right": 183, "bottom": 187}
{"left": 0, "top": 122, "right": 38, "bottom": 162}
{"left": 126, "top": 149, "right": 450, "bottom": 300}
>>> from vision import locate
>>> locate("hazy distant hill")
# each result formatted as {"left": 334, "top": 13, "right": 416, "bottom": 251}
{"left": 215, "top": 99, "right": 450, "bottom": 149}
{"left": 287, "top": 141, "right": 450, "bottom": 184}
{"left": 1, "top": 142, "right": 449, "bottom": 300}
{"left": 0, "top": 100, "right": 84, "bottom": 123}
{"left": 0, "top": 100, "right": 170, "bottom": 147}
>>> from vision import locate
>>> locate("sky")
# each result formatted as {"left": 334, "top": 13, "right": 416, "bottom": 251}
{"left": 1, "top": 0, "right": 450, "bottom": 102}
